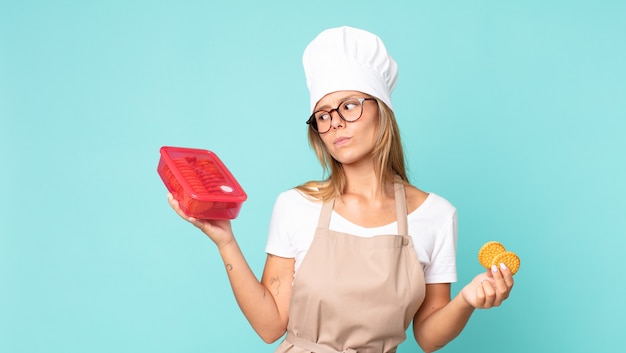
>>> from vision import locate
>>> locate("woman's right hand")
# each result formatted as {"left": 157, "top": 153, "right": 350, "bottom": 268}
{"left": 167, "top": 193, "right": 235, "bottom": 249}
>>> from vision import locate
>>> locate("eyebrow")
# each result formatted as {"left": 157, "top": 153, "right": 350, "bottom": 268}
{"left": 314, "top": 95, "right": 361, "bottom": 111}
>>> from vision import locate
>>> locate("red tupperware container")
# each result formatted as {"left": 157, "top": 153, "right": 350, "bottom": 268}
{"left": 157, "top": 146, "right": 247, "bottom": 219}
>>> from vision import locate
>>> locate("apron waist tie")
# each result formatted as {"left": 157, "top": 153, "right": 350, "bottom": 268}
{"left": 286, "top": 332, "right": 358, "bottom": 353}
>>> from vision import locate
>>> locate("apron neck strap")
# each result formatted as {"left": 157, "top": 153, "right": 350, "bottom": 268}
{"left": 393, "top": 178, "right": 408, "bottom": 235}
{"left": 318, "top": 198, "right": 334, "bottom": 228}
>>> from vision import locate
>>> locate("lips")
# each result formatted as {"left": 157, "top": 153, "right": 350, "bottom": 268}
{"left": 334, "top": 136, "right": 350, "bottom": 145}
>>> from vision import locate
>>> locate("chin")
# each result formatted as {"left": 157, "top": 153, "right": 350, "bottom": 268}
{"left": 333, "top": 154, "right": 368, "bottom": 166}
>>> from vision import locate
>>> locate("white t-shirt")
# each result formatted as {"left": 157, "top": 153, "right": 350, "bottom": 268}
{"left": 265, "top": 188, "right": 458, "bottom": 284}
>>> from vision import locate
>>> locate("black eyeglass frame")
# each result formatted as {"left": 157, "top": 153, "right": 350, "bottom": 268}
{"left": 306, "top": 97, "right": 377, "bottom": 134}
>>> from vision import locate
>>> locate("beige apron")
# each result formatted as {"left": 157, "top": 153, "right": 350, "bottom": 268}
{"left": 274, "top": 182, "right": 426, "bottom": 353}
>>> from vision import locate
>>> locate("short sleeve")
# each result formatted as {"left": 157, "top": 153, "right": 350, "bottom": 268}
{"left": 423, "top": 210, "right": 458, "bottom": 284}
{"left": 265, "top": 192, "right": 298, "bottom": 258}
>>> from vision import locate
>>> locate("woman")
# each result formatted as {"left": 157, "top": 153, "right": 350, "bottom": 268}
{"left": 168, "top": 26, "right": 514, "bottom": 353}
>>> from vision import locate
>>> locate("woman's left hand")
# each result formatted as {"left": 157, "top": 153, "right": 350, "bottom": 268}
{"left": 460, "top": 263, "right": 515, "bottom": 309}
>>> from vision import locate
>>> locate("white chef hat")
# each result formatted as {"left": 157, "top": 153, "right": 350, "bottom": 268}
{"left": 303, "top": 26, "right": 398, "bottom": 113}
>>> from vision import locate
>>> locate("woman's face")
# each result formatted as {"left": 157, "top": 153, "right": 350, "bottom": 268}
{"left": 313, "top": 90, "right": 379, "bottom": 166}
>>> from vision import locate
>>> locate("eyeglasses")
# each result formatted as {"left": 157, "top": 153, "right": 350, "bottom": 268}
{"left": 306, "top": 97, "right": 376, "bottom": 134}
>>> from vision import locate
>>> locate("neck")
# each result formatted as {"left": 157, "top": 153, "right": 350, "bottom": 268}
{"left": 342, "top": 163, "right": 394, "bottom": 201}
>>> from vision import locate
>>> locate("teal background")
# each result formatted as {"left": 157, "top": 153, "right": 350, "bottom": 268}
{"left": 1, "top": 1, "right": 625, "bottom": 352}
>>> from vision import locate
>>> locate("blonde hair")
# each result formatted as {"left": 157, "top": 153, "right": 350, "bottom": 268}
{"left": 296, "top": 98, "right": 409, "bottom": 201}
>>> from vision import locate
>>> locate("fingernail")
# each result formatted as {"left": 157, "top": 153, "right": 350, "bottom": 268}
{"left": 500, "top": 262, "right": 508, "bottom": 271}
{"left": 491, "top": 265, "right": 498, "bottom": 273}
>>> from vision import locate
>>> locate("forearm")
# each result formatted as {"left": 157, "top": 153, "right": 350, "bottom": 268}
{"left": 414, "top": 294, "right": 475, "bottom": 352}
{"left": 218, "top": 240, "right": 285, "bottom": 342}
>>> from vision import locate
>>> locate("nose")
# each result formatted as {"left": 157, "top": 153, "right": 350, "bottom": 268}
{"left": 329, "top": 110, "right": 344, "bottom": 129}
